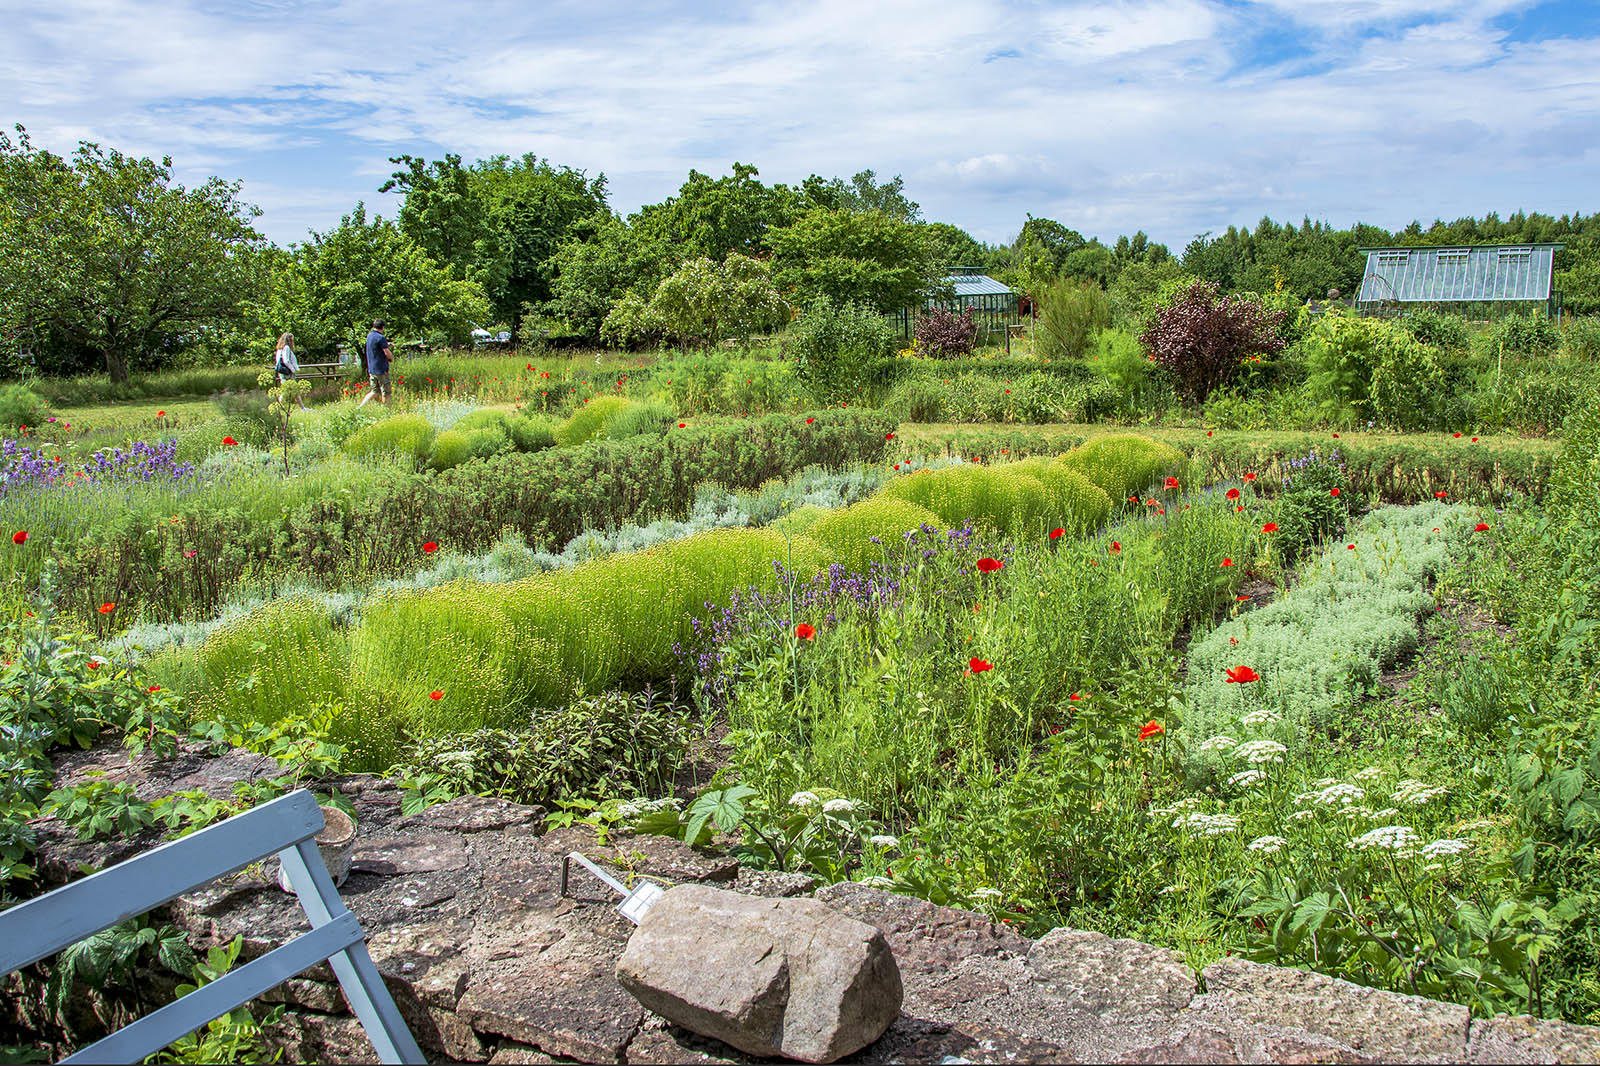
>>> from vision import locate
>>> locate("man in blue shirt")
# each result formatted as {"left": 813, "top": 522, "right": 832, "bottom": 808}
{"left": 358, "top": 318, "right": 393, "bottom": 408}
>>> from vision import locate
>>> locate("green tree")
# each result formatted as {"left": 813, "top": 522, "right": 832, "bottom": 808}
{"left": 472, "top": 154, "right": 610, "bottom": 337}
{"left": 0, "top": 126, "right": 264, "bottom": 382}
{"left": 632, "top": 162, "right": 802, "bottom": 261}
{"left": 264, "top": 204, "right": 489, "bottom": 355}
{"left": 380, "top": 153, "right": 495, "bottom": 283}
{"left": 799, "top": 169, "right": 921, "bottom": 222}
{"left": 922, "top": 222, "right": 987, "bottom": 272}
{"left": 544, "top": 216, "right": 675, "bottom": 338}
{"left": 769, "top": 208, "right": 939, "bottom": 313}
{"left": 601, "top": 253, "right": 788, "bottom": 349}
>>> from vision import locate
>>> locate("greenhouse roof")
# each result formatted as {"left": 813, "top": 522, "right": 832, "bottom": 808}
{"left": 1356, "top": 244, "right": 1562, "bottom": 303}
{"left": 942, "top": 273, "right": 1014, "bottom": 297}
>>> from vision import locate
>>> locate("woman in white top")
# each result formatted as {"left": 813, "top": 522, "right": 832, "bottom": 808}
{"left": 274, "top": 332, "right": 307, "bottom": 408}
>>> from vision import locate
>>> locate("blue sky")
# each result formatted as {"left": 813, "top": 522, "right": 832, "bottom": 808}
{"left": 3, "top": 0, "right": 1597, "bottom": 250}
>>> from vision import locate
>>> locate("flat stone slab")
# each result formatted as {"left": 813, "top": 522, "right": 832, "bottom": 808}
{"left": 1197, "top": 958, "right": 1470, "bottom": 1062}
{"left": 403, "top": 794, "right": 543, "bottom": 833}
{"left": 1028, "top": 927, "right": 1196, "bottom": 1016}
{"left": 351, "top": 833, "right": 470, "bottom": 875}
{"left": 1466, "top": 1013, "right": 1600, "bottom": 1064}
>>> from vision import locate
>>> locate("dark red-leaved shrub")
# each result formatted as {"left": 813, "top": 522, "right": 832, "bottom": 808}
{"left": 1139, "top": 281, "right": 1285, "bottom": 404}
{"left": 914, "top": 307, "right": 980, "bottom": 357}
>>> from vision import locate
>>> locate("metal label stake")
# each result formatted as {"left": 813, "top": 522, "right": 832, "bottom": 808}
{"left": 560, "top": 851, "right": 665, "bottom": 925}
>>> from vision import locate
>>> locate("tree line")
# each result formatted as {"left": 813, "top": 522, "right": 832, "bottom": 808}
{"left": 1, "top": 124, "right": 1595, "bottom": 381}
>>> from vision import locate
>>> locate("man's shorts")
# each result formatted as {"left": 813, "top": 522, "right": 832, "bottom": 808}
{"left": 370, "top": 371, "right": 392, "bottom": 393}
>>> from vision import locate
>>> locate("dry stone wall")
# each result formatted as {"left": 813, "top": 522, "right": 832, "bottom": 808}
{"left": 8, "top": 741, "right": 1600, "bottom": 1064}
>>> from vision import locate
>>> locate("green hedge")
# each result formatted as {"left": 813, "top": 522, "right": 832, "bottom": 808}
{"left": 55, "top": 409, "right": 895, "bottom": 624}
{"left": 894, "top": 426, "right": 1558, "bottom": 505}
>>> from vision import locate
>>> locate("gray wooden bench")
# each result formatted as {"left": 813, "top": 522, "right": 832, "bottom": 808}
{"left": 0, "top": 789, "right": 425, "bottom": 1064}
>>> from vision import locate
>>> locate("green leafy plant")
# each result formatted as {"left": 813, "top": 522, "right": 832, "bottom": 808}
{"left": 146, "top": 937, "right": 285, "bottom": 1064}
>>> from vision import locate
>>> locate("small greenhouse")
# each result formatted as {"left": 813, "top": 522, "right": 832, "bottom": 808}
{"left": 894, "top": 268, "right": 1020, "bottom": 344}
{"left": 1356, "top": 244, "right": 1565, "bottom": 318}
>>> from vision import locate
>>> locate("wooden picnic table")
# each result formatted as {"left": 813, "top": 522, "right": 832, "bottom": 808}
{"left": 293, "top": 361, "right": 346, "bottom": 383}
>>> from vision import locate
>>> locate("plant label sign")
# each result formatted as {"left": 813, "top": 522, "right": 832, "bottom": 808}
{"left": 618, "top": 881, "right": 665, "bottom": 925}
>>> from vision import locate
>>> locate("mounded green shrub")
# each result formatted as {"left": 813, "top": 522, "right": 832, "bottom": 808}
{"left": 1058, "top": 433, "right": 1185, "bottom": 502}
{"left": 148, "top": 597, "right": 398, "bottom": 768}
{"left": 343, "top": 414, "right": 437, "bottom": 465}
{"left": 554, "top": 395, "right": 633, "bottom": 446}
{"left": 1007, "top": 459, "right": 1113, "bottom": 534}
{"left": 879, "top": 466, "right": 1020, "bottom": 534}
{"left": 604, "top": 399, "right": 673, "bottom": 440}
{"left": 0, "top": 384, "right": 46, "bottom": 431}
{"left": 811, "top": 497, "right": 940, "bottom": 573}
{"left": 508, "top": 416, "right": 557, "bottom": 453}
{"left": 428, "top": 430, "right": 473, "bottom": 471}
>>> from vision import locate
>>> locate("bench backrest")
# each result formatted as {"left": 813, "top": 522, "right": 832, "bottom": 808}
{"left": 0, "top": 789, "right": 424, "bottom": 1064}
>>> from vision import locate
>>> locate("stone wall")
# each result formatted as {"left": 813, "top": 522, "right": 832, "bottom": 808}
{"left": 8, "top": 741, "right": 1600, "bottom": 1064}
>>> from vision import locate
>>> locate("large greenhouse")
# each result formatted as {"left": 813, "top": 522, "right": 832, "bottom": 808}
{"left": 1356, "top": 243, "right": 1565, "bottom": 318}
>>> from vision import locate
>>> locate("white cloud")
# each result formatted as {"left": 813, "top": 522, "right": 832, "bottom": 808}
{"left": 0, "top": 0, "right": 1594, "bottom": 250}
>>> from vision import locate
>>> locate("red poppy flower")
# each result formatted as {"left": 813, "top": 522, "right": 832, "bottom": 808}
{"left": 976, "top": 557, "right": 1004, "bottom": 573}
{"left": 422, "top": 542, "right": 439, "bottom": 553}
{"left": 1329, "top": 488, "right": 1340, "bottom": 497}
{"left": 1048, "top": 528, "right": 1064, "bottom": 540}
{"left": 1471, "top": 437, "right": 1479, "bottom": 443}
{"left": 1138, "top": 721, "right": 1165, "bottom": 741}
{"left": 1164, "top": 476, "right": 1180, "bottom": 489}
{"left": 429, "top": 690, "right": 443, "bottom": 700}
{"left": 148, "top": 685, "right": 161, "bottom": 693}
{"left": 1224, "top": 665, "right": 1260, "bottom": 683}
{"left": 156, "top": 410, "right": 166, "bottom": 418}
{"left": 1128, "top": 496, "right": 1139, "bottom": 503}
{"left": 1236, "top": 505, "right": 1245, "bottom": 512}
{"left": 795, "top": 622, "right": 816, "bottom": 641}
{"left": 222, "top": 436, "right": 238, "bottom": 446}
{"left": 98, "top": 602, "right": 115, "bottom": 614}
{"left": 1432, "top": 527, "right": 1441, "bottom": 532}
{"left": 1261, "top": 522, "right": 1278, "bottom": 533}
{"left": 87, "top": 661, "right": 100, "bottom": 669}
{"left": 1453, "top": 432, "right": 1462, "bottom": 438}
{"left": 1243, "top": 473, "right": 1257, "bottom": 482}
{"left": 1069, "top": 692, "right": 1083, "bottom": 701}
{"left": 1220, "top": 558, "right": 1234, "bottom": 567}
{"left": 527, "top": 363, "right": 533, "bottom": 370}
{"left": 1157, "top": 508, "right": 1166, "bottom": 515}
{"left": 806, "top": 417, "right": 815, "bottom": 424}
{"left": 11, "top": 531, "right": 26, "bottom": 545}
{"left": 1474, "top": 522, "right": 1490, "bottom": 532}
{"left": 183, "top": 550, "right": 197, "bottom": 559}
{"left": 1237, "top": 594, "right": 1251, "bottom": 601}
{"left": 1434, "top": 491, "right": 1448, "bottom": 498}
{"left": 1145, "top": 498, "right": 1157, "bottom": 506}
{"left": 1226, "top": 488, "right": 1240, "bottom": 500}
{"left": 885, "top": 432, "right": 895, "bottom": 440}
{"left": 1207, "top": 430, "right": 1214, "bottom": 437}
{"left": 678, "top": 422, "right": 687, "bottom": 428}
{"left": 1332, "top": 433, "right": 1340, "bottom": 438}
{"left": 967, "top": 657, "right": 993, "bottom": 674}
{"left": 1109, "top": 541, "right": 1121, "bottom": 553}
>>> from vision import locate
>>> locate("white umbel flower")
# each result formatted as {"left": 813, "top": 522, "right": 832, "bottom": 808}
{"left": 1247, "top": 835, "right": 1288, "bottom": 854}
{"left": 1420, "top": 838, "right": 1471, "bottom": 858}
{"left": 1227, "top": 769, "right": 1267, "bottom": 788}
{"left": 1240, "top": 708, "right": 1282, "bottom": 726}
{"left": 1347, "top": 825, "right": 1420, "bottom": 855}
{"left": 821, "top": 798, "right": 856, "bottom": 814}
{"left": 1392, "top": 779, "right": 1447, "bottom": 807}
{"left": 1312, "top": 783, "right": 1366, "bottom": 806}
{"left": 789, "top": 791, "right": 820, "bottom": 808}
{"left": 1199, "top": 735, "right": 1238, "bottom": 753}
{"left": 868, "top": 835, "right": 900, "bottom": 849}
{"left": 1354, "top": 766, "right": 1384, "bottom": 781}
{"left": 971, "top": 887, "right": 1003, "bottom": 899}
{"left": 1174, "top": 812, "right": 1242, "bottom": 837}
{"left": 1234, "top": 740, "right": 1287, "bottom": 764}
